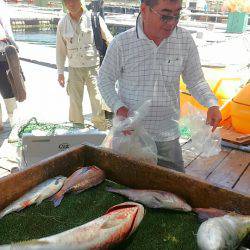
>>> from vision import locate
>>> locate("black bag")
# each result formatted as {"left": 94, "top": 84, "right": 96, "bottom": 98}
{"left": 0, "top": 51, "right": 6, "bottom": 62}
{"left": 0, "top": 41, "right": 8, "bottom": 62}
{"left": 91, "top": 12, "right": 107, "bottom": 65}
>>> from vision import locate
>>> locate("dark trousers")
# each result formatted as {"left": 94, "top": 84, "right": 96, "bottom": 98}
{"left": 0, "top": 61, "right": 14, "bottom": 99}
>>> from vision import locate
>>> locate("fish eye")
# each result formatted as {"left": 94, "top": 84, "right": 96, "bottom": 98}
{"left": 82, "top": 167, "right": 90, "bottom": 173}
{"left": 153, "top": 196, "right": 162, "bottom": 203}
{"left": 55, "top": 179, "right": 59, "bottom": 185}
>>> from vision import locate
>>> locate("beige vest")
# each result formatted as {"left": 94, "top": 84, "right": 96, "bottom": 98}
{"left": 59, "top": 11, "right": 100, "bottom": 68}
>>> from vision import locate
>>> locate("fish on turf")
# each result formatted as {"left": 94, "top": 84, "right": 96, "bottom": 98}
{"left": 0, "top": 202, "right": 145, "bottom": 250}
{"left": 70, "top": 166, "right": 105, "bottom": 193}
{"left": 107, "top": 187, "right": 192, "bottom": 212}
{"left": 193, "top": 207, "right": 228, "bottom": 222}
{"left": 0, "top": 176, "right": 66, "bottom": 219}
{"left": 52, "top": 166, "right": 105, "bottom": 207}
{"left": 197, "top": 214, "right": 250, "bottom": 250}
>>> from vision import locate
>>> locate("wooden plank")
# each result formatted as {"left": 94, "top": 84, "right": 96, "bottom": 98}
{"left": 0, "top": 145, "right": 249, "bottom": 215}
{"left": 182, "top": 141, "right": 200, "bottom": 167}
{"left": 186, "top": 148, "right": 231, "bottom": 179}
{"left": 207, "top": 150, "right": 250, "bottom": 189}
{"left": 221, "top": 127, "right": 250, "bottom": 145}
{"left": 0, "top": 168, "right": 10, "bottom": 179}
{"left": 233, "top": 164, "right": 250, "bottom": 196}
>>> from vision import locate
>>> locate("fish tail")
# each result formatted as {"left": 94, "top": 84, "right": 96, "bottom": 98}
{"left": 106, "top": 187, "right": 117, "bottom": 193}
{"left": 0, "top": 211, "right": 5, "bottom": 219}
{"left": 51, "top": 193, "right": 64, "bottom": 207}
{"left": 106, "top": 187, "right": 127, "bottom": 196}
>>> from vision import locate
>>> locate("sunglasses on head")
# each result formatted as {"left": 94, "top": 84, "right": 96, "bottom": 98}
{"left": 150, "top": 7, "right": 180, "bottom": 23}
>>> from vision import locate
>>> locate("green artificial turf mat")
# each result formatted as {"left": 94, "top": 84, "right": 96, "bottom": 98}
{"left": 0, "top": 180, "right": 200, "bottom": 249}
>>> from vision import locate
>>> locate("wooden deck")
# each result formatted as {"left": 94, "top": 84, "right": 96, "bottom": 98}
{"left": 183, "top": 141, "right": 250, "bottom": 196}
{"left": 0, "top": 125, "right": 249, "bottom": 198}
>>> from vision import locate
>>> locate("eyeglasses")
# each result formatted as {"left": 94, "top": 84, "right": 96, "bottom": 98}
{"left": 150, "top": 8, "right": 180, "bottom": 23}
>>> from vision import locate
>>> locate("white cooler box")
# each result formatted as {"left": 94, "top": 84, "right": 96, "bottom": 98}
{"left": 21, "top": 130, "right": 106, "bottom": 168}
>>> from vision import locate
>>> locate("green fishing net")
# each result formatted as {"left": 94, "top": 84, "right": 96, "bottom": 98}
{"left": 17, "top": 117, "right": 92, "bottom": 139}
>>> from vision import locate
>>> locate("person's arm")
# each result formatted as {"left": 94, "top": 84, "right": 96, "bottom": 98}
{"left": 0, "top": 13, "right": 14, "bottom": 40}
{"left": 56, "top": 22, "right": 67, "bottom": 87}
{"left": 182, "top": 35, "right": 221, "bottom": 131}
{"left": 99, "top": 16, "right": 113, "bottom": 46}
{"left": 182, "top": 36, "right": 218, "bottom": 107}
{"left": 0, "top": 14, "right": 18, "bottom": 50}
{"left": 98, "top": 38, "right": 126, "bottom": 114}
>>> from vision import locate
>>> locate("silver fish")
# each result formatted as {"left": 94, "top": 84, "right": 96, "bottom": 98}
{"left": 0, "top": 202, "right": 145, "bottom": 250}
{"left": 197, "top": 214, "right": 250, "bottom": 250}
{"left": 107, "top": 187, "right": 192, "bottom": 212}
{"left": 0, "top": 176, "right": 66, "bottom": 219}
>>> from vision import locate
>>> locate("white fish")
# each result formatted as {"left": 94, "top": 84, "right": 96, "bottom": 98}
{"left": 0, "top": 202, "right": 145, "bottom": 250}
{"left": 0, "top": 176, "right": 66, "bottom": 219}
{"left": 107, "top": 187, "right": 192, "bottom": 212}
{"left": 197, "top": 214, "right": 250, "bottom": 250}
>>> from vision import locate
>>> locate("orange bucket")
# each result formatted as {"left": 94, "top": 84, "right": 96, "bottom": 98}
{"left": 231, "top": 84, "right": 250, "bottom": 134}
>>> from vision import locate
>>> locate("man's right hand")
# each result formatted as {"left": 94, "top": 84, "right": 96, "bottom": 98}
{"left": 116, "top": 106, "right": 129, "bottom": 120}
{"left": 58, "top": 74, "right": 65, "bottom": 87}
{"left": 116, "top": 106, "right": 133, "bottom": 135}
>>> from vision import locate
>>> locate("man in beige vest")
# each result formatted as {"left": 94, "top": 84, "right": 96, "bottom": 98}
{"left": 56, "top": 0, "right": 112, "bottom": 130}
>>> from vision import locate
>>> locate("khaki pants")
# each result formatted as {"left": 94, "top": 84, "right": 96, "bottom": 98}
{"left": 156, "top": 138, "right": 185, "bottom": 173}
{"left": 67, "top": 66, "right": 106, "bottom": 130}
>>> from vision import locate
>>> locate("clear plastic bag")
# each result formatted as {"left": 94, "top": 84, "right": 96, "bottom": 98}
{"left": 102, "top": 100, "right": 158, "bottom": 165}
{"left": 179, "top": 104, "right": 221, "bottom": 157}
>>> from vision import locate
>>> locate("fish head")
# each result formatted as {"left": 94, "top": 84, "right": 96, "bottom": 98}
{"left": 193, "top": 208, "right": 228, "bottom": 222}
{"left": 88, "top": 166, "right": 105, "bottom": 176}
{"left": 197, "top": 217, "right": 229, "bottom": 250}
{"left": 81, "top": 166, "right": 91, "bottom": 174}
{"left": 105, "top": 202, "right": 145, "bottom": 237}
{"left": 155, "top": 191, "right": 192, "bottom": 212}
{"left": 52, "top": 176, "right": 67, "bottom": 190}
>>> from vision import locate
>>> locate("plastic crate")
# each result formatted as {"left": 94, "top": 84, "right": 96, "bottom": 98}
{"left": 226, "top": 12, "right": 248, "bottom": 33}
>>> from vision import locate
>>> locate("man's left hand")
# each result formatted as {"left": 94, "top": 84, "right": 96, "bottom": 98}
{"left": 0, "top": 38, "right": 9, "bottom": 43}
{"left": 206, "top": 106, "right": 222, "bottom": 132}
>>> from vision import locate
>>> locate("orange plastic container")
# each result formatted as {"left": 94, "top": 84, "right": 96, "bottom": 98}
{"left": 180, "top": 67, "right": 242, "bottom": 121}
{"left": 231, "top": 84, "right": 250, "bottom": 134}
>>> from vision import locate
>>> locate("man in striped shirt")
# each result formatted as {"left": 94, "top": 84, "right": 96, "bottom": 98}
{"left": 98, "top": 0, "right": 222, "bottom": 172}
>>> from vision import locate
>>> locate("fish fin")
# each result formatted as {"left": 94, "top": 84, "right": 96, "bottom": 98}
{"left": 72, "top": 188, "right": 86, "bottom": 194}
{"left": 35, "top": 195, "right": 44, "bottom": 206}
{"left": 51, "top": 194, "right": 64, "bottom": 207}
{"left": 13, "top": 239, "right": 50, "bottom": 247}
{"left": 35, "top": 199, "right": 43, "bottom": 206}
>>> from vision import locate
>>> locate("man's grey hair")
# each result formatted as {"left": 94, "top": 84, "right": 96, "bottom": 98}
{"left": 141, "top": 0, "right": 181, "bottom": 8}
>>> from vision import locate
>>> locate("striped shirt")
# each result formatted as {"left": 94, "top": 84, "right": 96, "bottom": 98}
{"left": 98, "top": 17, "right": 218, "bottom": 142}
